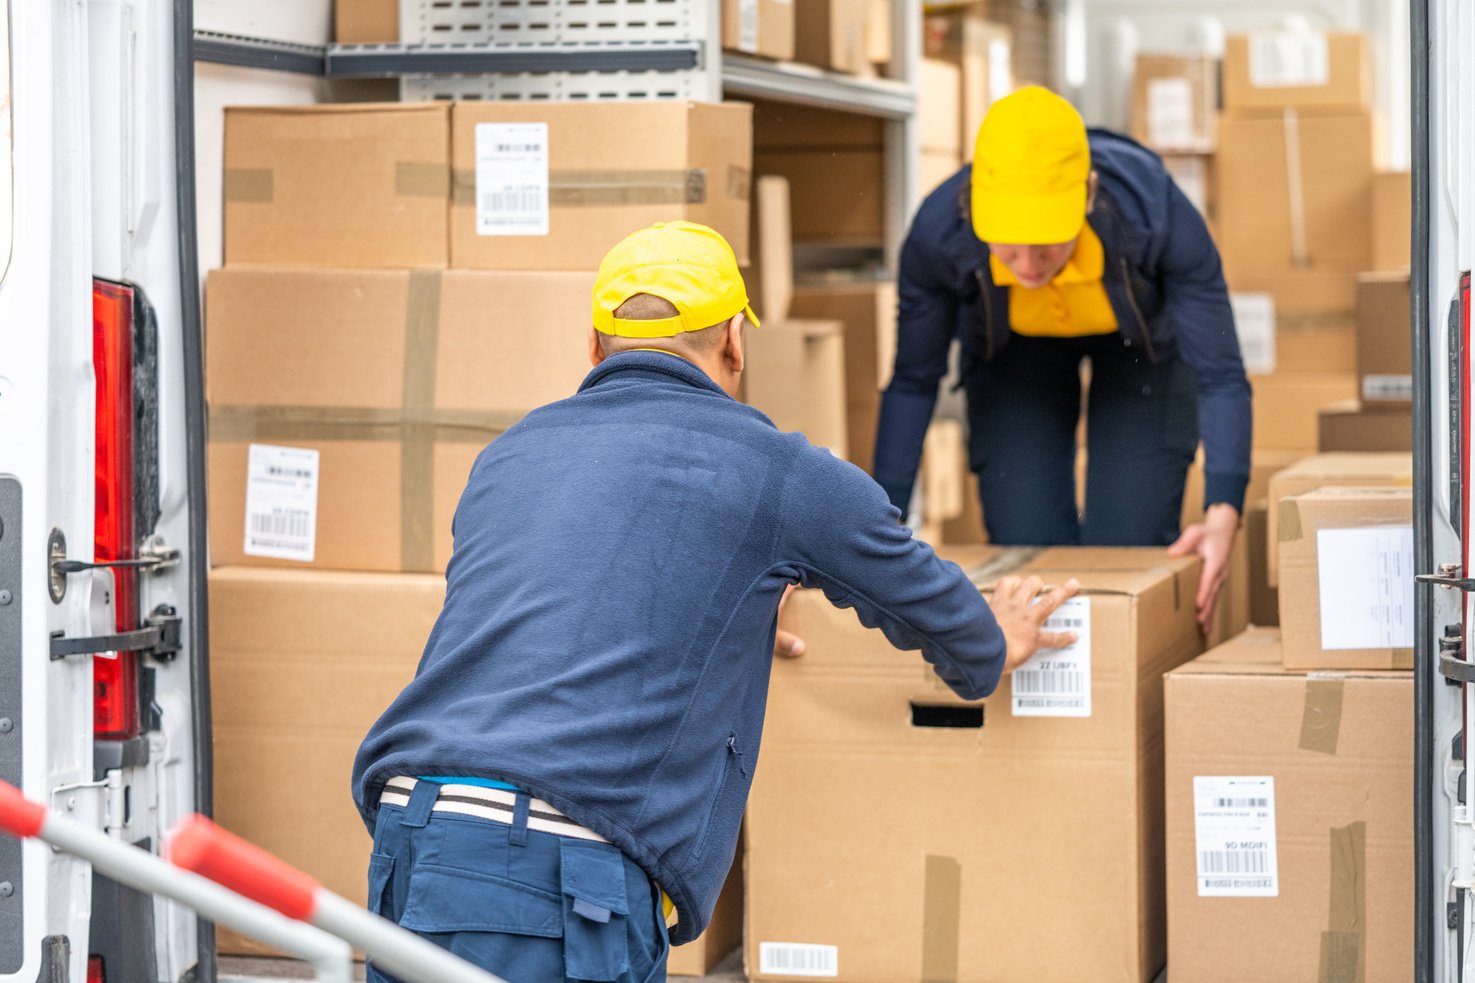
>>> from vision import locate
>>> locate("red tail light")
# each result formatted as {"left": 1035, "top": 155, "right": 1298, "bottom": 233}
{"left": 92, "top": 279, "right": 140, "bottom": 741}
{"left": 87, "top": 956, "right": 105, "bottom": 983}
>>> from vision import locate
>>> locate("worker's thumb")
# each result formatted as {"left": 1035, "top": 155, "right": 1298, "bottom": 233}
{"left": 775, "top": 629, "right": 806, "bottom": 658}
{"left": 1167, "top": 524, "right": 1204, "bottom": 557}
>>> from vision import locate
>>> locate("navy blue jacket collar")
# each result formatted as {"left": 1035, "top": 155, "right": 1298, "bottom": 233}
{"left": 578, "top": 349, "right": 734, "bottom": 400}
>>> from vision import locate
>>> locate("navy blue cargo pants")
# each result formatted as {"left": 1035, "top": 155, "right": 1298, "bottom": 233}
{"left": 365, "top": 781, "right": 669, "bottom": 983}
{"left": 963, "top": 332, "right": 1200, "bottom": 546}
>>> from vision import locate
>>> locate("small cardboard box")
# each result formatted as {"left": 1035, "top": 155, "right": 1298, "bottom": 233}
{"left": 335, "top": 0, "right": 398, "bottom": 42}
{"left": 1264, "top": 452, "right": 1413, "bottom": 586}
{"left": 744, "top": 319, "right": 849, "bottom": 457}
{"left": 205, "top": 267, "right": 597, "bottom": 573}
{"left": 1356, "top": 271, "right": 1413, "bottom": 405}
{"left": 924, "top": 9, "right": 1012, "bottom": 152}
{"left": 746, "top": 547, "right": 1204, "bottom": 983}
{"left": 794, "top": 0, "right": 876, "bottom": 75}
{"left": 1373, "top": 170, "right": 1412, "bottom": 271}
{"left": 1277, "top": 487, "right": 1414, "bottom": 670}
{"left": 920, "top": 57, "right": 963, "bottom": 156}
{"left": 1215, "top": 111, "right": 1374, "bottom": 274}
{"left": 1165, "top": 628, "right": 1413, "bottom": 983}
{"left": 1318, "top": 400, "right": 1412, "bottom": 453}
{"left": 1249, "top": 372, "right": 1358, "bottom": 453}
{"left": 1131, "top": 54, "right": 1218, "bottom": 153}
{"left": 223, "top": 103, "right": 449, "bottom": 269}
{"left": 721, "top": 0, "right": 796, "bottom": 61}
{"left": 1226, "top": 268, "right": 1360, "bottom": 318}
{"left": 790, "top": 282, "right": 894, "bottom": 473}
{"left": 754, "top": 148, "right": 885, "bottom": 244}
{"left": 1222, "top": 32, "right": 1370, "bottom": 113}
{"left": 449, "top": 101, "right": 752, "bottom": 271}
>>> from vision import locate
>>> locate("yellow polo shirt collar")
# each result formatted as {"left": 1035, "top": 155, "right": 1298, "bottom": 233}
{"left": 989, "top": 224, "right": 1119, "bottom": 338}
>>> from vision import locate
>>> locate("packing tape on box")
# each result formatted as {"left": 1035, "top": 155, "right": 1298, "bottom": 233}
{"left": 1283, "top": 109, "right": 1311, "bottom": 267}
{"left": 1318, "top": 821, "right": 1367, "bottom": 983}
{"left": 921, "top": 854, "right": 961, "bottom": 983}
{"left": 1298, "top": 675, "right": 1345, "bottom": 755}
{"left": 224, "top": 163, "right": 450, "bottom": 204}
{"left": 451, "top": 169, "right": 711, "bottom": 207}
{"left": 1279, "top": 499, "right": 1304, "bottom": 542}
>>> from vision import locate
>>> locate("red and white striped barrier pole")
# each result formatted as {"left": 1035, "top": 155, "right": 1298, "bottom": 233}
{"left": 169, "top": 814, "right": 507, "bottom": 983}
{"left": 0, "top": 780, "right": 354, "bottom": 983}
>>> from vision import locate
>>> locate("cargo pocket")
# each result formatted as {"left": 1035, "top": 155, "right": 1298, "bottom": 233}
{"left": 366, "top": 853, "right": 395, "bottom": 919}
{"left": 560, "top": 840, "right": 631, "bottom": 982}
{"left": 399, "top": 863, "right": 563, "bottom": 938}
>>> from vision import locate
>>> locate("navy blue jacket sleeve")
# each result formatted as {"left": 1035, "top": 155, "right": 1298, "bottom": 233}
{"left": 785, "top": 446, "right": 1007, "bottom": 700}
{"left": 870, "top": 219, "right": 960, "bottom": 513}
{"left": 1155, "top": 181, "right": 1253, "bottom": 512}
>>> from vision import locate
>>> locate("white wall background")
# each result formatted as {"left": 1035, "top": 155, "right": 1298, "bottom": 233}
{"left": 1061, "top": 0, "right": 1411, "bottom": 169}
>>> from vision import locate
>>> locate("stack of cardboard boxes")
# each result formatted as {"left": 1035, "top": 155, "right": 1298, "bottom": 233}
{"left": 919, "top": 5, "right": 1015, "bottom": 191}
{"left": 206, "top": 97, "right": 754, "bottom": 975}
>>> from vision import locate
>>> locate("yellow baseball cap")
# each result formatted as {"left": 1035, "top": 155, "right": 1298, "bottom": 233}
{"left": 592, "top": 221, "right": 760, "bottom": 338}
{"left": 971, "top": 86, "right": 1091, "bottom": 245}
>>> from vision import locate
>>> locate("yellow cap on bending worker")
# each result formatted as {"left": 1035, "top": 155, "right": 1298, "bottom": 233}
{"left": 971, "top": 86, "right": 1091, "bottom": 245}
{"left": 593, "top": 221, "right": 760, "bottom": 338}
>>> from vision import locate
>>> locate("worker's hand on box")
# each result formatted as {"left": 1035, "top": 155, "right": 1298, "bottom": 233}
{"left": 990, "top": 575, "right": 1081, "bottom": 674}
{"left": 1168, "top": 503, "right": 1240, "bottom": 634}
{"left": 773, "top": 583, "right": 805, "bottom": 658}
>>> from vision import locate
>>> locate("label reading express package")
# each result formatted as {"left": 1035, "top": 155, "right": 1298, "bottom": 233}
{"left": 1193, "top": 775, "right": 1279, "bottom": 897}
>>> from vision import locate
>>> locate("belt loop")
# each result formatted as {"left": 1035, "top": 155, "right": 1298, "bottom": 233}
{"left": 509, "top": 792, "right": 531, "bottom": 847}
{"left": 399, "top": 780, "right": 439, "bottom": 829}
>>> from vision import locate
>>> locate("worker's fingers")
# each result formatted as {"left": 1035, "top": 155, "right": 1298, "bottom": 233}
{"left": 996, "top": 576, "right": 1021, "bottom": 601}
{"left": 1037, "top": 630, "right": 1079, "bottom": 651}
{"left": 1030, "top": 578, "right": 1081, "bottom": 623}
{"left": 1167, "top": 523, "right": 1205, "bottom": 557}
{"left": 775, "top": 628, "right": 806, "bottom": 658}
{"left": 1015, "top": 575, "right": 1044, "bottom": 605}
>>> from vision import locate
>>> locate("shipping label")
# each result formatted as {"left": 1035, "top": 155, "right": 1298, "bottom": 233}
{"left": 1362, "top": 374, "right": 1414, "bottom": 402}
{"left": 758, "top": 943, "right": 838, "bottom": 978}
{"left": 1317, "top": 525, "right": 1415, "bottom": 649}
{"left": 1193, "top": 776, "right": 1279, "bottom": 897}
{"left": 1248, "top": 31, "right": 1330, "bottom": 89}
{"left": 1230, "top": 293, "right": 1276, "bottom": 375}
{"left": 243, "top": 443, "right": 320, "bottom": 562}
{"left": 1146, "top": 77, "right": 1196, "bottom": 149}
{"left": 1011, "top": 596, "right": 1090, "bottom": 717}
{"left": 738, "top": 0, "right": 760, "bottom": 52}
{"left": 475, "top": 122, "right": 550, "bottom": 237}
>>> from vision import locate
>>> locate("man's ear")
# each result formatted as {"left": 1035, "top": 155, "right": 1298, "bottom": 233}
{"left": 1085, "top": 170, "right": 1100, "bottom": 213}
{"left": 724, "top": 314, "right": 746, "bottom": 375}
{"left": 588, "top": 325, "right": 606, "bottom": 368}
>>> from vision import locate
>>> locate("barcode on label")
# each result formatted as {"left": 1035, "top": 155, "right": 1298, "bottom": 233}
{"left": 1013, "top": 669, "right": 1085, "bottom": 695}
{"left": 249, "top": 511, "right": 311, "bottom": 543}
{"left": 1215, "top": 797, "right": 1268, "bottom": 809}
{"left": 1199, "top": 847, "right": 1271, "bottom": 874}
{"left": 480, "top": 188, "right": 544, "bottom": 224}
{"left": 758, "top": 942, "right": 838, "bottom": 977}
{"left": 1049, "top": 617, "right": 1085, "bottom": 628}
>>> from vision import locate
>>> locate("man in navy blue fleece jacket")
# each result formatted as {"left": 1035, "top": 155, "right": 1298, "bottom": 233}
{"left": 352, "top": 221, "right": 1080, "bottom": 982}
{"left": 873, "top": 86, "right": 1251, "bottom": 631}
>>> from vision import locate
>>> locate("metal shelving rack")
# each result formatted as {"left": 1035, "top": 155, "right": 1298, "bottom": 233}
{"left": 192, "top": 0, "right": 921, "bottom": 269}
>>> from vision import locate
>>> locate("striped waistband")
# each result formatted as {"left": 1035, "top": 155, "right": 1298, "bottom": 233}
{"left": 379, "top": 777, "right": 609, "bottom": 845}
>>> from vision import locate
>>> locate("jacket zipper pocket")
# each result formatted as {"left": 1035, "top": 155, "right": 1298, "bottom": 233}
{"left": 1119, "top": 257, "right": 1157, "bottom": 363}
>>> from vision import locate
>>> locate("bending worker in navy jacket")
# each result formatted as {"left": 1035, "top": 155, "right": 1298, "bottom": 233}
{"left": 352, "top": 220, "right": 1080, "bottom": 982}
{"left": 874, "top": 86, "right": 1251, "bottom": 630}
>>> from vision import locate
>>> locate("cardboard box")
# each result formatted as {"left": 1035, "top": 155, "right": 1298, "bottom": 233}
{"left": 205, "top": 268, "right": 596, "bottom": 574}
{"left": 747, "top": 547, "right": 1204, "bottom": 983}
{"left": 1318, "top": 400, "right": 1412, "bottom": 452}
{"left": 1249, "top": 372, "right": 1358, "bottom": 452}
{"left": 223, "top": 103, "right": 449, "bottom": 270}
{"left": 1278, "top": 487, "right": 1414, "bottom": 670}
{"left": 754, "top": 99, "right": 885, "bottom": 151}
{"left": 920, "top": 58, "right": 963, "bottom": 156}
{"left": 1264, "top": 452, "right": 1412, "bottom": 586}
{"left": 669, "top": 852, "right": 744, "bottom": 976}
{"left": 794, "top": 0, "right": 875, "bottom": 75}
{"left": 1162, "top": 153, "right": 1214, "bottom": 223}
{"left": 917, "top": 419, "right": 967, "bottom": 544}
{"left": 1226, "top": 269, "right": 1360, "bottom": 318}
{"left": 1215, "top": 111, "right": 1374, "bottom": 274}
{"left": 1132, "top": 54, "right": 1218, "bottom": 153}
{"left": 722, "top": 0, "right": 796, "bottom": 60}
{"left": 790, "top": 282, "right": 893, "bottom": 472}
{"left": 1245, "top": 504, "right": 1278, "bottom": 626}
{"left": 335, "top": 0, "right": 398, "bottom": 42}
{"left": 925, "top": 9, "right": 1012, "bottom": 151}
{"left": 449, "top": 102, "right": 752, "bottom": 271}
{"left": 1165, "top": 628, "right": 1412, "bottom": 983}
{"left": 744, "top": 319, "right": 849, "bottom": 456}
{"left": 1356, "top": 271, "right": 1413, "bottom": 404}
{"left": 1223, "top": 32, "right": 1370, "bottom": 113}
{"left": 754, "top": 148, "right": 884, "bottom": 244}
{"left": 921, "top": 150, "right": 962, "bottom": 193}
{"left": 752, "top": 175, "right": 795, "bottom": 323}
{"left": 1373, "top": 170, "right": 1412, "bottom": 271}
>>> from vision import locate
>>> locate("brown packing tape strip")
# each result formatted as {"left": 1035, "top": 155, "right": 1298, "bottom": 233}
{"left": 1299, "top": 676, "right": 1345, "bottom": 755}
{"left": 400, "top": 271, "right": 443, "bottom": 572}
{"left": 223, "top": 169, "right": 273, "bottom": 203}
{"left": 1318, "top": 821, "right": 1367, "bottom": 983}
{"left": 207, "top": 405, "right": 524, "bottom": 445}
{"left": 1279, "top": 498, "right": 1304, "bottom": 542}
{"left": 964, "top": 547, "right": 1044, "bottom": 588}
{"left": 396, "top": 161, "right": 452, "bottom": 199}
{"left": 920, "top": 855, "right": 961, "bottom": 983}
{"left": 450, "top": 169, "right": 709, "bottom": 207}
{"left": 1283, "top": 109, "right": 1310, "bottom": 266}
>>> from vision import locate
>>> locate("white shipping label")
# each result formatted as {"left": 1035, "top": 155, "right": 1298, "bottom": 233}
{"left": 1146, "top": 78, "right": 1196, "bottom": 149}
{"left": 1193, "top": 776, "right": 1279, "bottom": 897}
{"left": 1230, "top": 293, "right": 1276, "bottom": 375}
{"left": 475, "top": 122, "right": 550, "bottom": 237}
{"left": 1316, "top": 525, "right": 1416, "bottom": 649}
{"left": 737, "top": 0, "right": 760, "bottom": 52}
{"left": 1248, "top": 31, "right": 1330, "bottom": 89}
{"left": 1363, "top": 374, "right": 1414, "bottom": 402}
{"left": 987, "top": 38, "right": 1012, "bottom": 108}
{"left": 243, "top": 444, "right": 320, "bottom": 563}
{"left": 758, "top": 943, "right": 838, "bottom": 977}
{"left": 1011, "top": 596, "right": 1091, "bottom": 717}
{"left": 1163, "top": 156, "right": 1208, "bottom": 217}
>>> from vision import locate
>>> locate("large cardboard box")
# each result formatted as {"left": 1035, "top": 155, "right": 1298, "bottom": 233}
{"left": 205, "top": 268, "right": 596, "bottom": 574}
{"left": 1165, "top": 629, "right": 1413, "bottom": 983}
{"left": 1264, "top": 452, "right": 1412, "bottom": 585}
{"left": 1227, "top": 269, "right": 1359, "bottom": 319}
{"left": 449, "top": 102, "right": 752, "bottom": 271}
{"left": 1249, "top": 372, "right": 1358, "bottom": 453}
{"left": 794, "top": 0, "right": 875, "bottom": 75}
{"left": 1222, "top": 32, "right": 1370, "bottom": 113}
{"left": 1131, "top": 54, "right": 1217, "bottom": 153}
{"left": 1357, "top": 271, "right": 1413, "bottom": 405}
{"left": 744, "top": 319, "right": 849, "bottom": 457}
{"left": 747, "top": 547, "right": 1204, "bottom": 983}
{"left": 335, "top": 0, "right": 397, "bottom": 42}
{"left": 754, "top": 149, "right": 884, "bottom": 244}
{"left": 1278, "top": 487, "right": 1414, "bottom": 670}
{"left": 722, "top": 0, "right": 796, "bottom": 60}
{"left": 924, "top": 9, "right": 1012, "bottom": 153}
{"left": 789, "top": 281, "right": 893, "bottom": 472}
{"left": 1318, "top": 400, "right": 1412, "bottom": 452}
{"left": 223, "top": 104, "right": 449, "bottom": 269}
{"left": 1215, "top": 111, "right": 1375, "bottom": 274}
{"left": 920, "top": 58, "right": 963, "bottom": 156}
{"left": 1373, "top": 170, "right": 1412, "bottom": 271}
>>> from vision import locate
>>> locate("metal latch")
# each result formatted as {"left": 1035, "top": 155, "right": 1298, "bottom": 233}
{"left": 47, "top": 529, "right": 180, "bottom": 603}
{"left": 1441, "top": 623, "right": 1474, "bottom": 684}
{"left": 50, "top": 605, "right": 182, "bottom": 662}
{"left": 1419, "top": 564, "right": 1475, "bottom": 591}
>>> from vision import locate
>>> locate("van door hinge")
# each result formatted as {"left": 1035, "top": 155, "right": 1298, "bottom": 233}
{"left": 50, "top": 605, "right": 181, "bottom": 661}
{"left": 1419, "top": 565, "right": 1475, "bottom": 591}
{"left": 1441, "top": 624, "right": 1471, "bottom": 684}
